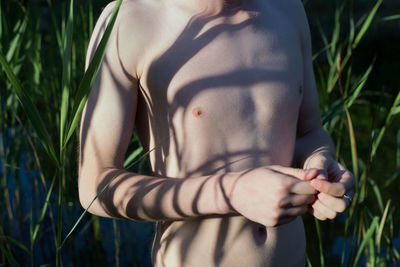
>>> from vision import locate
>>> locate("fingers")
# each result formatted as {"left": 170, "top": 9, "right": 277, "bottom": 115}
{"left": 308, "top": 191, "right": 353, "bottom": 221}
{"left": 281, "top": 194, "right": 316, "bottom": 208}
{"left": 271, "top": 206, "right": 308, "bottom": 227}
{"left": 316, "top": 192, "right": 348, "bottom": 213}
{"left": 310, "top": 179, "right": 346, "bottom": 197}
{"left": 269, "top": 165, "right": 318, "bottom": 181}
{"left": 304, "top": 153, "right": 330, "bottom": 179}
{"left": 309, "top": 200, "right": 337, "bottom": 220}
{"left": 289, "top": 180, "right": 317, "bottom": 195}
{"left": 336, "top": 163, "right": 356, "bottom": 191}
{"left": 283, "top": 205, "right": 309, "bottom": 217}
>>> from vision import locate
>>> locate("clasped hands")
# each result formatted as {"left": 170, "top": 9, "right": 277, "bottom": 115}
{"left": 228, "top": 153, "right": 355, "bottom": 227}
{"left": 303, "top": 151, "right": 355, "bottom": 221}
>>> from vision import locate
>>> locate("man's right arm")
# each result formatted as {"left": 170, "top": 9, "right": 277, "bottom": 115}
{"left": 78, "top": 2, "right": 317, "bottom": 226}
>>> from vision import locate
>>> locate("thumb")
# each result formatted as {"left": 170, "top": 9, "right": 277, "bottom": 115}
{"left": 304, "top": 156, "right": 329, "bottom": 180}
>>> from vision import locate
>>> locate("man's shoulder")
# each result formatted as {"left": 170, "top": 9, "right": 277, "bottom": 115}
{"left": 101, "top": 0, "right": 161, "bottom": 36}
{"left": 88, "top": 0, "right": 162, "bottom": 73}
{"left": 272, "top": 0, "right": 310, "bottom": 42}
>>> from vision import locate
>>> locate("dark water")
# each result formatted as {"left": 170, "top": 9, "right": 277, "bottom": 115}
{"left": 1, "top": 155, "right": 153, "bottom": 266}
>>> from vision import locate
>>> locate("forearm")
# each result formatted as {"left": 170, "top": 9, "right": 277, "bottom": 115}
{"left": 294, "top": 126, "right": 335, "bottom": 168}
{"left": 78, "top": 168, "right": 236, "bottom": 221}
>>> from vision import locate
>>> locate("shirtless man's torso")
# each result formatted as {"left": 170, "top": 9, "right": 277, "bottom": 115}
{"left": 79, "top": 0, "right": 355, "bottom": 266}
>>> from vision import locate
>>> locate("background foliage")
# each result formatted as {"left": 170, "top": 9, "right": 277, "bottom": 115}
{"left": 0, "top": 0, "right": 399, "bottom": 266}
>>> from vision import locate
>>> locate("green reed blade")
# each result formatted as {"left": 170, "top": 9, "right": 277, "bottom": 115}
{"left": 88, "top": 0, "right": 94, "bottom": 33}
{"left": 46, "top": 0, "right": 63, "bottom": 57}
{"left": 31, "top": 174, "right": 56, "bottom": 245}
{"left": 63, "top": 0, "right": 123, "bottom": 147}
{"left": 314, "top": 218, "right": 325, "bottom": 267}
{"left": 0, "top": 51, "right": 59, "bottom": 166}
{"left": 369, "top": 178, "right": 383, "bottom": 212}
{"left": 0, "top": 1, "right": 2, "bottom": 39}
{"left": 376, "top": 199, "right": 391, "bottom": 252}
{"left": 353, "top": 216, "right": 379, "bottom": 267}
{"left": 383, "top": 170, "right": 400, "bottom": 188}
{"left": 317, "top": 21, "right": 333, "bottom": 66}
{"left": 306, "top": 255, "right": 312, "bottom": 267}
{"left": 0, "top": 241, "right": 20, "bottom": 267}
{"left": 124, "top": 147, "right": 143, "bottom": 168}
{"left": 330, "top": 5, "right": 342, "bottom": 57}
{"left": 380, "top": 14, "right": 400, "bottom": 22}
{"left": 60, "top": 0, "right": 74, "bottom": 152}
{"left": 344, "top": 108, "right": 359, "bottom": 179}
{"left": 345, "top": 62, "right": 374, "bottom": 108}
{"left": 6, "top": 17, "right": 27, "bottom": 62}
{"left": 352, "top": 0, "right": 382, "bottom": 49}
{"left": 348, "top": 9, "right": 355, "bottom": 45}
{"left": 322, "top": 99, "right": 345, "bottom": 126}
{"left": 397, "top": 130, "right": 400, "bottom": 168}
{"left": 113, "top": 219, "right": 120, "bottom": 267}
{"left": 371, "top": 90, "right": 400, "bottom": 159}
{"left": 0, "top": 235, "right": 31, "bottom": 255}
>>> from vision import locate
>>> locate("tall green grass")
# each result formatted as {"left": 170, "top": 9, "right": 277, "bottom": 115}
{"left": 0, "top": 0, "right": 399, "bottom": 266}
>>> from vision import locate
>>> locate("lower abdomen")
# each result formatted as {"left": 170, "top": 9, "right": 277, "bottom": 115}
{"left": 152, "top": 216, "right": 306, "bottom": 267}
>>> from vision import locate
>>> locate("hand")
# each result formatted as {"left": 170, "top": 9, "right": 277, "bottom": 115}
{"left": 304, "top": 152, "right": 356, "bottom": 220}
{"left": 226, "top": 166, "right": 318, "bottom": 227}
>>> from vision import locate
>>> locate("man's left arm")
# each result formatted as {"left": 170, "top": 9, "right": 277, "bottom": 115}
{"left": 293, "top": 2, "right": 356, "bottom": 220}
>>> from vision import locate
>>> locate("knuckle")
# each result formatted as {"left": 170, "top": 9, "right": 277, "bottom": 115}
{"left": 337, "top": 185, "right": 346, "bottom": 196}
{"left": 307, "top": 195, "right": 316, "bottom": 204}
{"left": 276, "top": 196, "right": 287, "bottom": 208}
{"left": 299, "top": 206, "right": 308, "bottom": 215}
{"left": 337, "top": 200, "right": 347, "bottom": 213}
{"left": 328, "top": 211, "right": 337, "bottom": 220}
{"left": 278, "top": 178, "right": 291, "bottom": 192}
{"left": 266, "top": 217, "right": 279, "bottom": 227}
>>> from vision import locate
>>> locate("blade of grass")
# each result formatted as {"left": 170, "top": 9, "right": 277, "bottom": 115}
{"left": 63, "top": 0, "right": 123, "bottom": 147}
{"left": 345, "top": 62, "right": 374, "bottom": 108}
{"left": 45, "top": 0, "right": 63, "bottom": 57}
{"left": 352, "top": 0, "right": 382, "bottom": 49}
{"left": 6, "top": 17, "right": 27, "bottom": 62}
{"left": 123, "top": 147, "right": 143, "bottom": 168}
{"left": 397, "top": 130, "right": 400, "bottom": 168}
{"left": 0, "top": 51, "right": 59, "bottom": 166}
{"left": 353, "top": 216, "right": 379, "bottom": 267}
{"left": 383, "top": 170, "right": 400, "bottom": 188}
{"left": 0, "top": 235, "right": 31, "bottom": 255}
{"left": 60, "top": 0, "right": 74, "bottom": 154}
{"left": 380, "top": 14, "right": 400, "bottom": 22}
{"left": 315, "top": 218, "right": 325, "bottom": 267}
{"left": 0, "top": 233, "right": 20, "bottom": 267}
{"left": 368, "top": 178, "right": 383, "bottom": 212}
{"left": 376, "top": 199, "right": 391, "bottom": 253}
{"left": 371, "top": 90, "right": 400, "bottom": 159}
{"left": 31, "top": 174, "right": 56, "bottom": 245}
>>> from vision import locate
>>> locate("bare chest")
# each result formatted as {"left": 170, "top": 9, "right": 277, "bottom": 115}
{"left": 137, "top": 8, "right": 305, "bottom": 175}
{"left": 141, "top": 9, "right": 303, "bottom": 119}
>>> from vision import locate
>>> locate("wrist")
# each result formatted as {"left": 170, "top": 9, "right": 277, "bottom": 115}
{"left": 214, "top": 172, "right": 240, "bottom": 215}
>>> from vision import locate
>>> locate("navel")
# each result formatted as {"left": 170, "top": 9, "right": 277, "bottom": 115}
{"left": 192, "top": 107, "right": 204, "bottom": 118}
{"left": 299, "top": 85, "right": 303, "bottom": 94}
{"left": 254, "top": 224, "right": 267, "bottom": 246}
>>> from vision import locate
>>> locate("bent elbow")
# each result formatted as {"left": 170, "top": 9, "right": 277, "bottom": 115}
{"left": 78, "top": 170, "right": 106, "bottom": 217}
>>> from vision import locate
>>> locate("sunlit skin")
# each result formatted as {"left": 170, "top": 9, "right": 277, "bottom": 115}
{"left": 78, "top": 0, "right": 356, "bottom": 266}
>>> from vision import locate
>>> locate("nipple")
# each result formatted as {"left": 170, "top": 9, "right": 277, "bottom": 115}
{"left": 192, "top": 107, "right": 204, "bottom": 118}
